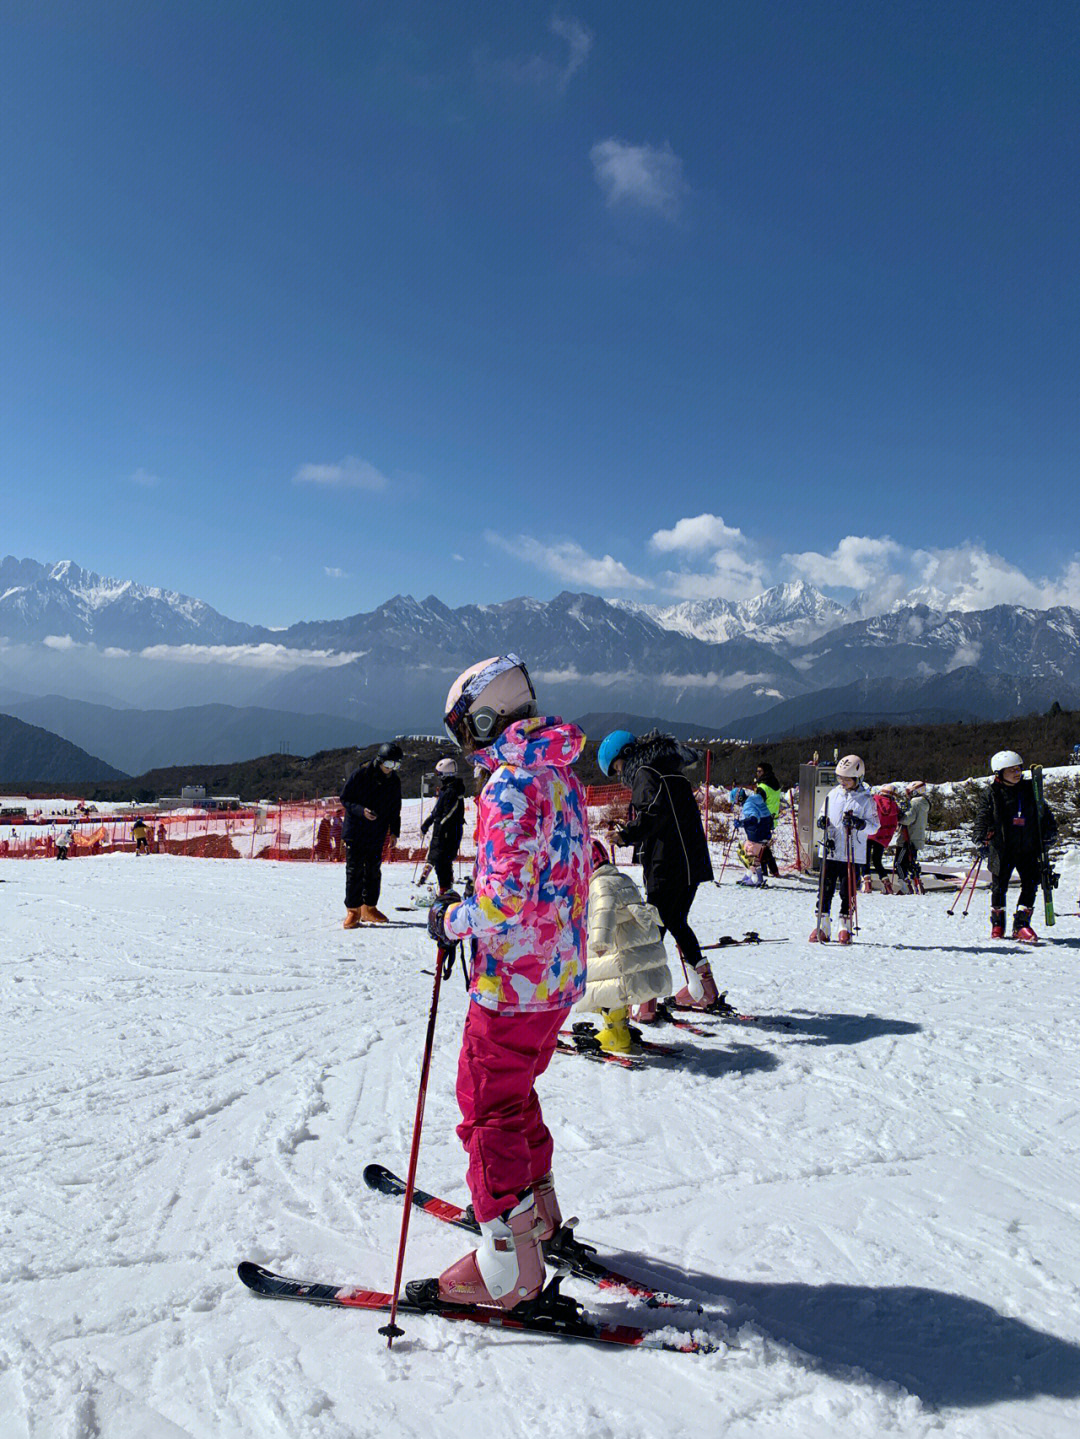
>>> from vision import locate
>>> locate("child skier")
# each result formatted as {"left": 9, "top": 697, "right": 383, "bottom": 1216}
{"left": 418, "top": 757, "right": 465, "bottom": 894}
{"left": 863, "top": 785, "right": 900, "bottom": 892}
{"left": 753, "top": 762, "right": 784, "bottom": 877}
{"left": 895, "top": 781, "right": 930, "bottom": 894}
{"left": 415, "top": 654, "right": 589, "bottom": 1313}
{"left": 732, "top": 785, "right": 774, "bottom": 887}
{"left": 574, "top": 838, "right": 672, "bottom": 1052}
{"left": 810, "top": 754, "right": 878, "bottom": 943}
{"left": 597, "top": 729, "right": 716, "bottom": 1010}
{"left": 971, "top": 750, "right": 1057, "bottom": 941}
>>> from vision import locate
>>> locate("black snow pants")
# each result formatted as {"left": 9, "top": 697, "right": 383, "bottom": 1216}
{"left": 345, "top": 842, "right": 384, "bottom": 907}
{"left": 647, "top": 882, "right": 704, "bottom": 968}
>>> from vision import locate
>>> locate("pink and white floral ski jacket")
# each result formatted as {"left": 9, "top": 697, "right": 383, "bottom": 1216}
{"left": 443, "top": 716, "right": 589, "bottom": 1015}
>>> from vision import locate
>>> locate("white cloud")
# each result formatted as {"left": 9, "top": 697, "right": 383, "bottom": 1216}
{"left": 591, "top": 139, "right": 687, "bottom": 220}
{"left": 136, "top": 642, "right": 367, "bottom": 671}
{"left": 650, "top": 513, "right": 746, "bottom": 554}
{"left": 783, "top": 535, "right": 905, "bottom": 590}
{"left": 43, "top": 634, "right": 78, "bottom": 650}
{"left": 549, "top": 15, "right": 592, "bottom": 91}
{"left": 648, "top": 513, "right": 768, "bottom": 601}
{"left": 293, "top": 456, "right": 388, "bottom": 491}
{"left": 486, "top": 531, "right": 649, "bottom": 591}
{"left": 324, "top": 567, "right": 348, "bottom": 580}
{"left": 130, "top": 468, "right": 162, "bottom": 488}
{"left": 478, "top": 13, "right": 592, "bottom": 94}
{"left": 782, "top": 534, "right": 1080, "bottom": 616}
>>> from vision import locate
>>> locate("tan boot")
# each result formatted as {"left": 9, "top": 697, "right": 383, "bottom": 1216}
{"left": 342, "top": 908, "right": 363, "bottom": 929}
{"left": 359, "top": 904, "right": 388, "bottom": 924}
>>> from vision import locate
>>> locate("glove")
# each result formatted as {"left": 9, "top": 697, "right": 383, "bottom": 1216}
{"left": 816, "top": 815, "right": 828, "bottom": 831}
{"left": 975, "top": 843, "right": 989, "bottom": 861}
{"left": 843, "top": 813, "right": 866, "bottom": 831}
{"left": 428, "top": 889, "right": 462, "bottom": 946}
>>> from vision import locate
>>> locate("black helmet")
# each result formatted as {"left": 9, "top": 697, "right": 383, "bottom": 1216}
{"left": 375, "top": 741, "right": 404, "bottom": 764}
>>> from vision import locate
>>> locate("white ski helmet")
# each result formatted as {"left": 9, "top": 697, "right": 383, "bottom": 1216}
{"left": 990, "top": 750, "right": 1024, "bottom": 773}
{"left": 443, "top": 653, "right": 537, "bottom": 748}
{"left": 835, "top": 754, "right": 865, "bottom": 779}
{"left": 435, "top": 757, "right": 458, "bottom": 776}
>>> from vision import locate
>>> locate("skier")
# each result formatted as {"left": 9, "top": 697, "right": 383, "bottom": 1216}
{"left": 597, "top": 729, "right": 716, "bottom": 1010}
{"left": 810, "top": 755, "right": 878, "bottom": 943}
{"left": 56, "top": 825, "right": 74, "bottom": 860}
{"left": 339, "top": 741, "right": 403, "bottom": 926}
{"left": 418, "top": 757, "right": 465, "bottom": 894}
{"left": 131, "top": 817, "right": 149, "bottom": 855}
{"left": 895, "top": 780, "right": 930, "bottom": 893}
{"left": 416, "top": 654, "right": 589, "bottom": 1312}
{"left": 971, "top": 750, "right": 1057, "bottom": 941}
{"left": 753, "top": 762, "right": 784, "bottom": 878}
{"left": 733, "top": 785, "right": 774, "bottom": 887}
{"left": 863, "top": 784, "right": 901, "bottom": 893}
{"left": 574, "top": 838, "right": 672, "bottom": 1052}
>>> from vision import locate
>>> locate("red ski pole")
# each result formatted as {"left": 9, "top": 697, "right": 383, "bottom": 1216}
{"left": 946, "top": 854, "right": 981, "bottom": 917}
{"left": 962, "top": 855, "right": 983, "bottom": 917}
{"left": 380, "top": 942, "right": 454, "bottom": 1346}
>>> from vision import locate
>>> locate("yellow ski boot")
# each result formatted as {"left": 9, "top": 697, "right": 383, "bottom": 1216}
{"left": 594, "top": 1006, "right": 633, "bottom": 1054}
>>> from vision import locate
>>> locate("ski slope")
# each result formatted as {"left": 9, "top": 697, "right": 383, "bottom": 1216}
{"left": 3, "top": 853, "right": 1080, "bottom": 1437}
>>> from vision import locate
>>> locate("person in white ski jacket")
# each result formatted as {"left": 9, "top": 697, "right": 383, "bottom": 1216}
{"left": 574, "top": 840, "right": 672, "bottom": 1052}
{"left": 810, "top": 755, "right": 878, "bottom": 944}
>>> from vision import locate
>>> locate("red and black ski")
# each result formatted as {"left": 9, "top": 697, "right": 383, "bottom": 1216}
{"left": 362, "top": 1162, "right": 695, "bottom": 1309}
{"left": 237, "top": 1262, "right": 719, "bottom": 1352}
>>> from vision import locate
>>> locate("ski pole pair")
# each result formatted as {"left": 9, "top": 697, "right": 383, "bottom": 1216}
{"left": 946, "top": 853, "right": 983, "bottom": 918}
{"left": 380, "top": 937, "right": 458, "bottom": 1347}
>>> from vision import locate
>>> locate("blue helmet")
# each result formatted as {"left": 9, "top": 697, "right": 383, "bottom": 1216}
{"left": 597, "top": 729, "right": 636, "bottom": 778}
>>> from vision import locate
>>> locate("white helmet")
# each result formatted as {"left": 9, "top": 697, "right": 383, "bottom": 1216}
{"left": 990, "top": 750, "right": 1023, "bottom": 773}
{"left": 444, "top": 653, "right": 537, "bottom": 748}
{"left": 435, "top": 757, "right": 458, "bottom": 776}
{"left": 835, "top": 754, "right": 865, "bottom": 779}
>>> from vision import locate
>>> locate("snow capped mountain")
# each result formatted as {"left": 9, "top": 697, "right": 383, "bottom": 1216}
{"left": 620, "top": 581, "right": 850, "bottom": 645}
{"left": 5, "top": 556, "right": 1080, "bottom": 743}
{"left": 0, "top": 556, "right": 267, "bottom": 649}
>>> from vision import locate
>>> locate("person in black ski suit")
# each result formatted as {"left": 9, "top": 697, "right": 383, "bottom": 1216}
{"left": 599, "top": 729, "right": 717, "bottom": 1008}
{"left": 339, "top": 742, "right": 403, "bottom": 926}
{"left": 971, "top": 750, "right": 1057, "bottom": 941}
{"left": 419, "top": 759, "right": 466, "bottom": 894}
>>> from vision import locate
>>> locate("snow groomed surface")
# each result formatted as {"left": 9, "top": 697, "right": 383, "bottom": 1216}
{"left": 3, "top": 852, "right": 1080, "bottom": 1436}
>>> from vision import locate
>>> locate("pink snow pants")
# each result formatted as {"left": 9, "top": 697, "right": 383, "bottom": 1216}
{"left": 455, "top": 1002, "right": 568, "bottom": 1223}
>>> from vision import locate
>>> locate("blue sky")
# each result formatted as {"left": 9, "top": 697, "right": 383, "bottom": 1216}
{"left": 3, "top": 2, "right": 1078, "bottom": 625}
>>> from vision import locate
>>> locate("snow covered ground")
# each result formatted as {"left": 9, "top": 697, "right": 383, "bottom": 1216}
{"left": 3, "top": 853, "right": 1080, "bottom": 1437}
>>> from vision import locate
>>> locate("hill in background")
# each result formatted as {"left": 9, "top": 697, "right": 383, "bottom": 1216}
{"left": 0, "top": 713, "right": 128, "bottom": 784}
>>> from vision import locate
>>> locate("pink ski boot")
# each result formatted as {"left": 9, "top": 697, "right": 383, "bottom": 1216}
{"left": 672, "top": 960, "right": 719, "bottom": 1010}
{"left": 809, "top": 915, "right": 831, "bottom": 943}
{"left": 630, "top": 999, "right": 658, "bottom": 1025}
{"left": 532, "top": 1171, "right": 562, "bottom": 1243}
{"left": 836, "top": 915, "right": 852, "bottom": 944}
{"left": 426, "top": 1192, "right": 546, "bottom": 1309}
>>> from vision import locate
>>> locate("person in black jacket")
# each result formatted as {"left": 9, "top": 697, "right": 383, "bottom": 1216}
{"left": 598, "top": 729, "right": 717, "bottom": 1010}
{"left": 971, "top": 750, "right": 1057, "bottom": 941}
{"left": 419, "top": 757, "right": 466, "bottom": 894}
{"left": 339, "top": 741, "right": 403, "bottom": 926}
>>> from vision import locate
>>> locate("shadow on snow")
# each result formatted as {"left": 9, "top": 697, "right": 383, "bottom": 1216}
{"left": 607, "top": 1260, "right": 1080, "bottom": 1410}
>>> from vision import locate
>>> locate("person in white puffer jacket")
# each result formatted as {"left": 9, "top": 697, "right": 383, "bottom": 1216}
{"left": 810, "top": 755, "right": 879, "bottom": 944}
{"left": 575, "top": 840, "right": 673, "bottom": 1052}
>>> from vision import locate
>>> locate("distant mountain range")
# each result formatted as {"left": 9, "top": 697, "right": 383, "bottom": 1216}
{"left": 4, "top": 555, "right": 1080, "bottom": 774}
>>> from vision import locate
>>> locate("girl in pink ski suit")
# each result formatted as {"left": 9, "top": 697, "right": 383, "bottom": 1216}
{"left": 419, "top": 705, "right": 589, "bottom": 1310}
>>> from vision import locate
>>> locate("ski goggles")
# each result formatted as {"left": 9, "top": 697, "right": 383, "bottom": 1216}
{"left": 379, "top": 759, "right": 401, "bottom": 771}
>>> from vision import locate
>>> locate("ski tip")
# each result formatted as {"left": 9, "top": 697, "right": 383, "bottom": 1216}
{"left": 238, "top": 1260, "right": 270, "bottom": 1288}
{"left": 363, "top": 1162, "right": 402, "bottom": 1194}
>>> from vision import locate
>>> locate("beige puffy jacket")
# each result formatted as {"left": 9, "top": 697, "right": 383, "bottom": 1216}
{"left": 576, "top": 863, "right": 673, "bottom": 1013}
